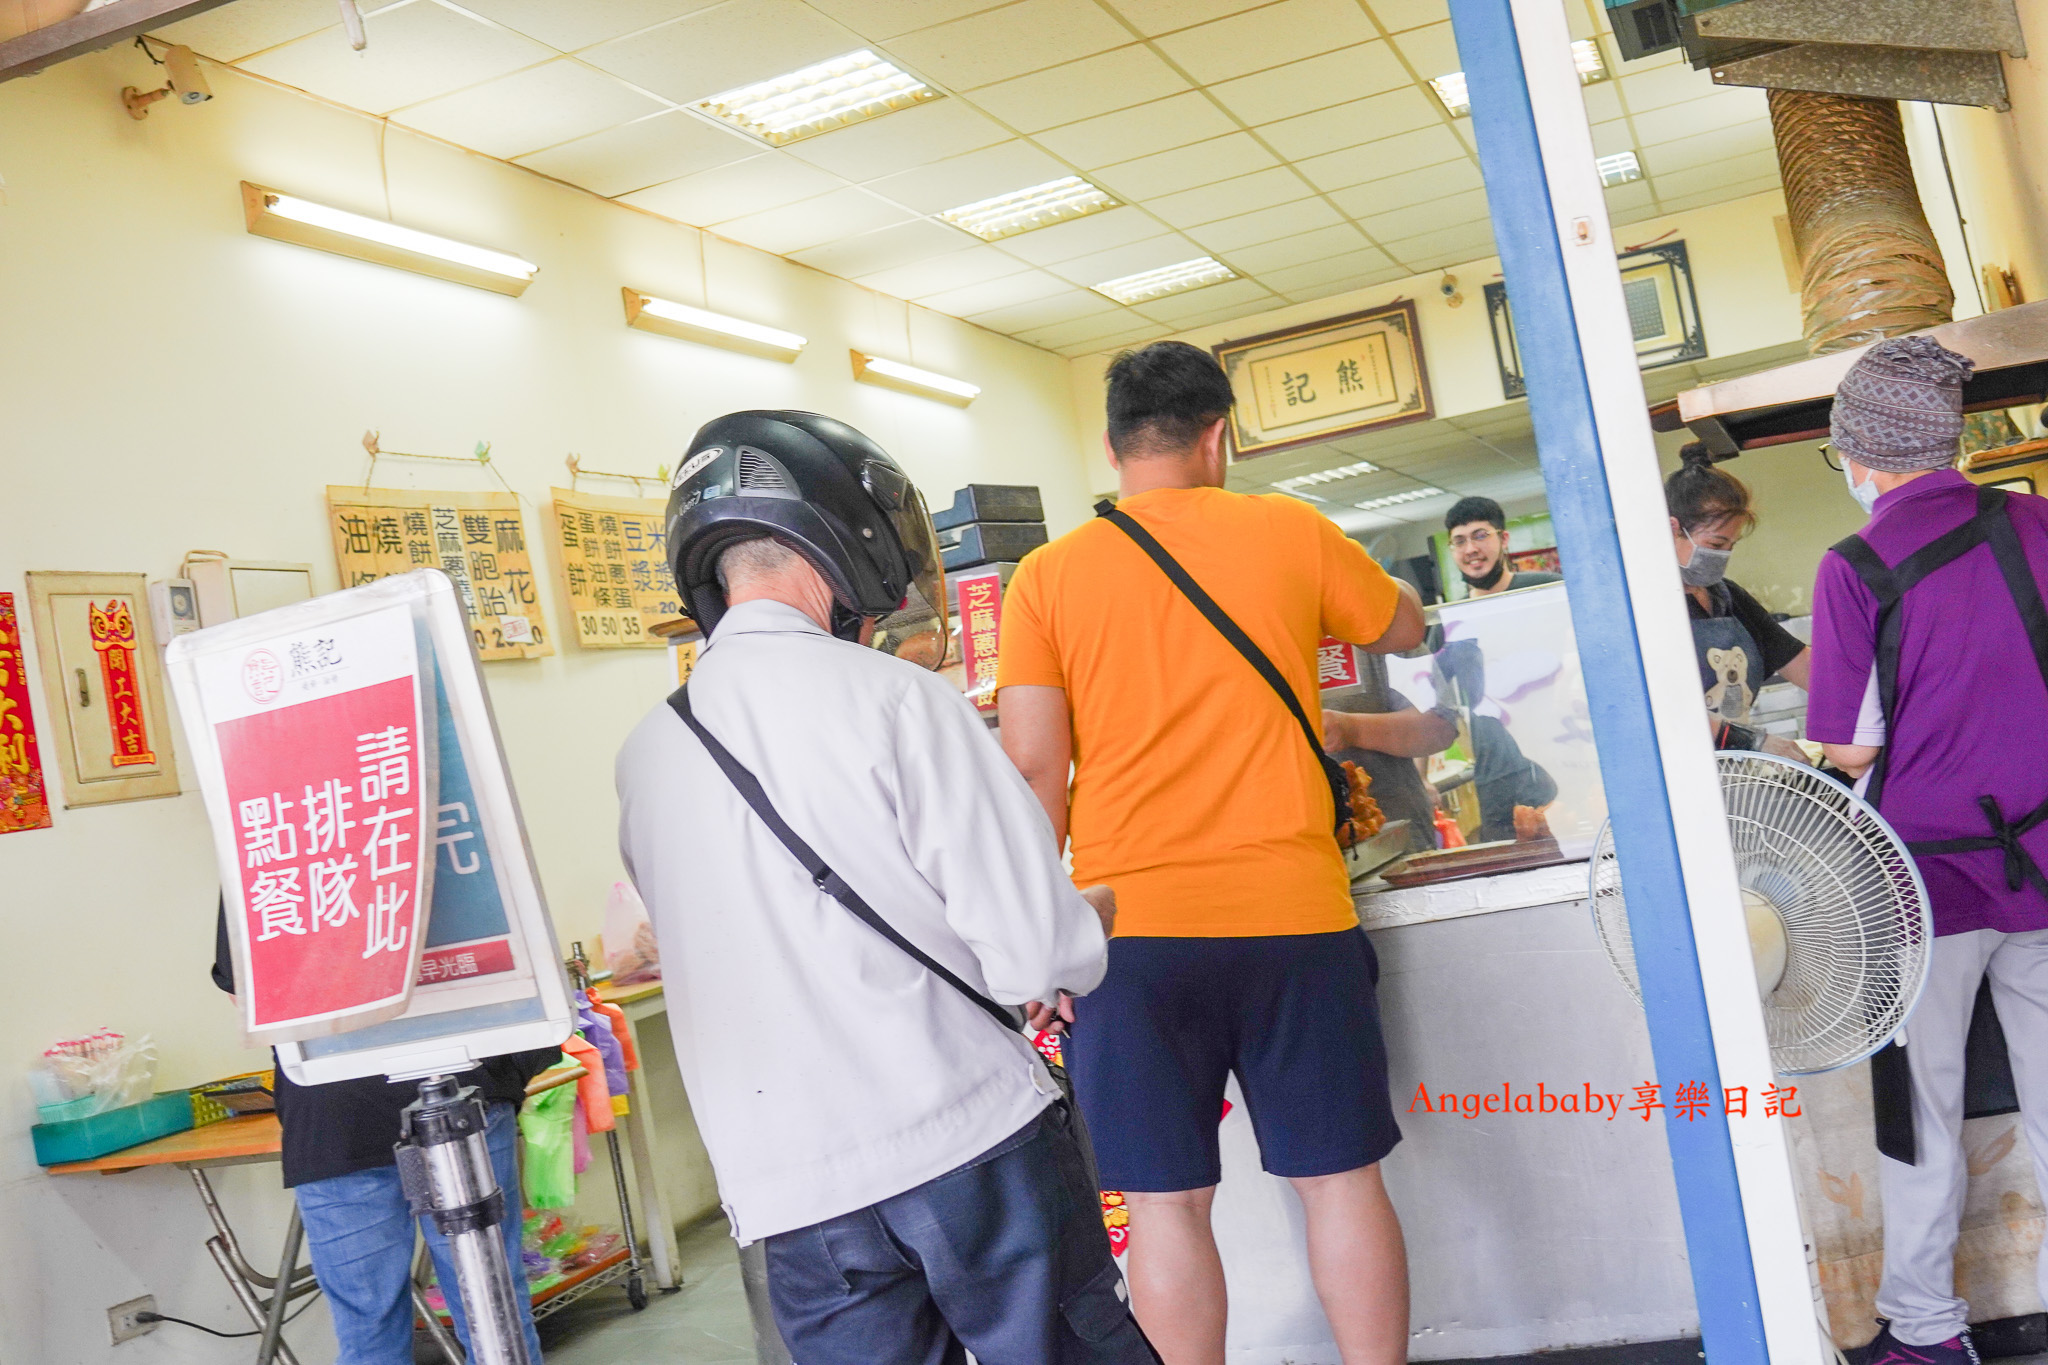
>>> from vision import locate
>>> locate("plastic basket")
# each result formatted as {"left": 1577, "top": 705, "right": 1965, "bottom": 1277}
{"left": 32, "top": 1091, "right": 194, "bottom": 1166}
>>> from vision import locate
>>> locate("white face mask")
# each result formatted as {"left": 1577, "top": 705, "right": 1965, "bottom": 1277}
{"left": 1843, "top": 460, "right": 1880, "bottom": 514}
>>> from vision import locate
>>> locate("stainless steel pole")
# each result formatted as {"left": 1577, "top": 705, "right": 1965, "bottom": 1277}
{"left": 396, "top": 1074, "right": 532, "bottom": 1365}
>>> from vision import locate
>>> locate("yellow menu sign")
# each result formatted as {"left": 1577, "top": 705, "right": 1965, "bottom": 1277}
{"left": 325, "top": 487, "right": 551, "bottom": 661}
{"left": 544, "top": 488, "right": 675, "bottom": 649}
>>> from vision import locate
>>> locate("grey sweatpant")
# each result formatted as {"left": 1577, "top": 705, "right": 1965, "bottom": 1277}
{"left": 1877, "top": 927, "right": 2048, "bottom": 1344}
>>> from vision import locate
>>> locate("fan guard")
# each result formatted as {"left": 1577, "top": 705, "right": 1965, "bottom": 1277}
{"left": 1590, "top": 752, "right": 1932, "bottom": 1075}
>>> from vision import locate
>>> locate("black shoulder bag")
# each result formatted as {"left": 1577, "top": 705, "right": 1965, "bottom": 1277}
{"left": 1094, "top": 501, "right": 1367, "bottom": 844}
{"left": 665, "top": 685, "right": 1104, "bottom": 1197}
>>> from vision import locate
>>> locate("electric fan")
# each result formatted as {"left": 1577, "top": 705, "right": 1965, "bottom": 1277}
{"left": 1589, "top": 752, "right": 1932, "bottom": 1075}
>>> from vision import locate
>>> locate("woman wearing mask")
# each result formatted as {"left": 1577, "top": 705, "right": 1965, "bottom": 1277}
{"left": 1668, "top": 445, "right": 1811, "bottom": 751}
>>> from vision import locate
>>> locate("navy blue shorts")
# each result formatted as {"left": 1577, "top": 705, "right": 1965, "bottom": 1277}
{"left": 1066, "top": 928, "right": 1400, "bottom": 1192}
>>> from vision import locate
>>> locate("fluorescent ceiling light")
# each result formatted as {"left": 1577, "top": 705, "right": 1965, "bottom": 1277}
{"left": 850, "top": 350, "right": 979, "bottom": 406}
{"left": 694, "top": 49, "right": 938, "bottom": 146}
{"left": 1092, "top": 256, "right": 1236, "bottom": 306}
{"left": 242, "top": 183, "right": 537, "bottom": 296}
{"left": 1596, "top": 151, "right": 1642, "bottom": 187}
{"left": 1273, "top": 460, "right": 1384, "bottom": 500}
{"left": 938, "top": 176, "right": 1117, "bottom": 242}
{"left": 1353, "top": 486, "right": 1444, "bottom": 512}
{"left": 1432, "top": 40, "right": 1606, "bottom": 119}
{"left": 622, "top": 288, "right": 806, "bottom": 361}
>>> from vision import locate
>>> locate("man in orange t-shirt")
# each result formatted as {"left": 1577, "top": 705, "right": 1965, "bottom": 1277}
{"left": 999, "top": 341, "right": 1424, "bottom": 1365}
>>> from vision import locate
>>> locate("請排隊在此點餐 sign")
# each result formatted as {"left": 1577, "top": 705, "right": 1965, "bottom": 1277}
{"left": 1213, "top": 301, "right": 1433, "bottom": 460}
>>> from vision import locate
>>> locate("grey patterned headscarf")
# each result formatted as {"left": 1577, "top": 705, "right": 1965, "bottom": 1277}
{"left": 1830, "top": 335, "right": 1977, "bottom": 473}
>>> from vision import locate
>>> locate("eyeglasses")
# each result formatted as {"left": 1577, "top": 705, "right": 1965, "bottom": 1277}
{"left": 1820, "top": 443, "right": 1842, "bottom": 473}
{"left": 1448, "top": 527, "right": 1498, "bottom": 550}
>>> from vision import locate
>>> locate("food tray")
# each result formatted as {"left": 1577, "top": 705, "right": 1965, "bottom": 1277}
{"left": 1378, "top": 837, "right": 1566, "bottom": 888}
{"left": 32, "top": 1091, "right": 195, "bottom": 1166}
{"left": 1346, "top": 820, "right": 1414, "bottom": 882}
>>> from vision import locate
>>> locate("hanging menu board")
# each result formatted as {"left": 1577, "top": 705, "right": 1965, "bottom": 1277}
{"left": 325, "top": 488, "right": 551, "bottom": 662}
{"left": 544, "top": 488, "right": 675, "bottom": 650}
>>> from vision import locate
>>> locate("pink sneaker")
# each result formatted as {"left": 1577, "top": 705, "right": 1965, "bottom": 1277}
{"left": 1862, "top": 1321, "right": 1981, "bottom": 1365}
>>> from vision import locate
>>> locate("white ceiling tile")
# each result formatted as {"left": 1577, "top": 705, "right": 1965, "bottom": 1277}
{"left": 862, "top": 141, "right": 1069, "bottom": 212}
{"left": 1353, "top": 186, "right": 1489, "bottom": 243}
{"left": 1107, "top": 0, "right": 1276, "bottom": 38}
{"left": 391, "top": 58, "right": 666, "bottom": 159}
{"left": 803, "top": 0, "right": 1015, "bottom": 42}
{"left": 516, "top": 109, "right": 759, "bottom": 196}
{"left": 153, "top": 0, "right": 353, "bottom": 62}
{"left": 1091, "top": 132, "right": 1280, "bottom": 202}
{"left": 1261, "top": 253, "right": 1405, "bottom": 295}
{"left": 1031, "top": 92, "right": 1240, "bottom": 169}
{"left": 1153, "top": 0, "right": 1378, "bottom": 84}
{"left": 239, "top": 1, "right": 556, "bottom": 116}
{"left": 1018, "top": 311, "right": 1152, "bottom": 351}
{"left": 713, "top": 186, "right": 915, "bottom": 255}
{"left": 1047, "top": 234, "right": 1210, "bottom": 288}
{"left": 1146, "top": 167, "right": 1316, "bottom": 229}
{"left": 1208, "top": 42, "right": 1408, "bottom": 126}
{"left": 1380, "top": 217, "right": 1497, "bottom": 269}
{"left": 917, "top": 269, "right": 1077, "bottom": 317}
{"left": 1601, "top": 179, "right": 1656, "bottom": 215}
{"left": 1589, "top": 117, "right": 1634, "bottom": 157}
{"left": 1629, "top": 87, "right": 1769, "bottom": 146}
{"left": 1293, "top": 124, "right": 1467, "bottom": 192}
{"left": 1330, "top": 157, "right": 1484, "bottom": 218}
{"left": 781, "top": 98, "right": 1010, "bottom": 179}
{"left": 788, "top": 219, "right": 977, "bottom": 277}
{"left": 1644, "top": 150, "right": 1780, "bottom": 201}
{"left": 1609, "top": 199, "right": 1664, "bottom": 229}
{"left": 1364, "top": 0, "right": 1448, "bottom": 33}
{"left": 1057, "top": 330, "right": 1165, "bottom": 358}
{"left": 579, "top": 0, "right": 862, "bottom": 105}
{"left": 1256, "top": 87, "right": 1443, "bottom": 162}
{"left": 1221, "top": 223, "right": 1377, "bottom": 274}
{"left": 1132, "top": 276, "right": 1278, "bottom": 325}
{"left": 881, "top": 0, "right": 1132, "bottom": 90}
{"left": 1581, "top": 79, "right": 1622, "bottom": 123}
{"left": 965, "top": 290, "right": 1123, "bottom": 334}
{"left": 1389, "top": 20, "right": 1459, "bottom": 78}
{"left": 454, "top": 0, "right": 727, "bottom": 51}
{"left": 966, "top": 45, "right": 1191, "bottom": 134}
{"left": 1617, "top": 61, "right": 1723, "bottom": 115}
{"left": 1186, "top": 197, "right": 1344, "bottom": 254}
{"left": 1637, "top": 120, "right": 1776, "bottom": 175}
{"left": 993, "top": 205, "right": 1170, "bottom": 265}
{"left": 854, "top": 245, "right": 1034, "bottom": 298}
{"left": 619, "top": 152, "right": 847, "bottom": 224}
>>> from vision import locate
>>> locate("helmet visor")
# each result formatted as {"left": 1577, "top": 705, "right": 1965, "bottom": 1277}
{"left": 863, "top": 467, "right": 948, "bottom": 671}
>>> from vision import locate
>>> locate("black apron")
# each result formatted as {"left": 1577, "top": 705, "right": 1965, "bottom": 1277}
{"left": 1832, "top": 486, "right": 2048, "bottom": 1162}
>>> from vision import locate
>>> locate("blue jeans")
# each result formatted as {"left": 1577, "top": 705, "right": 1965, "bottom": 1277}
{"left": 294, "top": 1101, "right": 542, "bottom": 1364}
{"left": 763, "top": 1106, "right": 1155, "bottom": 1365}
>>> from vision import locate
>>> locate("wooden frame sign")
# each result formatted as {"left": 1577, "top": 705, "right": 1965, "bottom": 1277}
{"left": 24, "top": 571, "right": 179, "bottom": 807}
{"left": 1213, "top": 301, "right": 1433, "bottom": 461}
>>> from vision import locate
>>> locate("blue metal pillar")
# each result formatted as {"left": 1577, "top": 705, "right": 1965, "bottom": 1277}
{"left": 1446, "top": 3, "right": 1770, "bottom": 1360}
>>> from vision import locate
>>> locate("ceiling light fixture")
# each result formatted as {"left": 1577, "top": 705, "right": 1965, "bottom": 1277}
{"left": 1092, "top": 256, "right": 1236, "bottom": 305}
{"left": 938, "top": 176, "right": 1118, "bottom": 242}
{"left": 1596, "top": 151, "right": 1643, "bottom": 187}
{"left": 1279, "top": 459, "right": 1381, "bottom": 490}
{"left": 241, "top": 182, "right": 537, "bottom": 296}
{"left": 1353, "top": 486, "right": 1444, "bottom": 512}
{"left": 694, "top": 49, "right": 939, "bottom": 146}
{"left": 1431, "top": 40, "right": 1607, "bottom": 119}
{"left": 850, "top": 351, "right": 979, "bottom": 406}
{"left": 622, "top": 288, "right": 806, "bottom": 361}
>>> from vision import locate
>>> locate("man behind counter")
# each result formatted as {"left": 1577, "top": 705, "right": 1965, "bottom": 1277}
{"left": 1444, "top": 496, "right": 1561, "bottom": 599}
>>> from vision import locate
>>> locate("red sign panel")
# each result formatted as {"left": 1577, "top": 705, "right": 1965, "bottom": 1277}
{"left": 90, "top": 599, "right": 157, "bottom": 767}
{"left": 0, "top": 593, "right": 52, "bottom": 835}
{"left": 958, "top": 570, "right": 1005, "bottom": 714}
{"left": 1316, "top": 636, "right": 1360, "bottom": 691}
{"left": 216, "top": 673, "right": 431, "bottom": 1032}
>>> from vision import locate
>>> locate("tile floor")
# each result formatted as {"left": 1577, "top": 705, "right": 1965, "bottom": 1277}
{"left": 536, "top": 1218, "right": 758, "bottom": 1365}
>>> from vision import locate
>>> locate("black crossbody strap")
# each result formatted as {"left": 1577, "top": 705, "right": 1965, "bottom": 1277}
{"left": 666, "top": 686, "right": 1019, "bottom": 1034}
{"left": 1094, "top": 501, "right": 1325, "bottom": 758}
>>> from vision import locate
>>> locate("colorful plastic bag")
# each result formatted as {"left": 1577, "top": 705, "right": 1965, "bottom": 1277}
{"left": 518, "top": 1082, "right": 577, "bottom": 1209}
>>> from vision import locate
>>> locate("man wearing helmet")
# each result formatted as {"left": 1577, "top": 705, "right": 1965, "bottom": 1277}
{"left": 616, "top": 411, "right": 1153, "bottom": 1364}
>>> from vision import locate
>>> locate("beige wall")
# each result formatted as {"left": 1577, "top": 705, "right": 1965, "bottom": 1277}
{"left": 0, "top": 47, "right": 1090, "bottom": 1363}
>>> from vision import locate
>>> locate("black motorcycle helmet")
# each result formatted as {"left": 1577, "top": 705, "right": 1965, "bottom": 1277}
{"left": 666, "top": 410, "right": 948, "bottom": 669}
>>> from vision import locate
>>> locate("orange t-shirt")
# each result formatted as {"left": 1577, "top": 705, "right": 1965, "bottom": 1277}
{"left": 996, "top": 487, "right": 1401, "bottom": 938}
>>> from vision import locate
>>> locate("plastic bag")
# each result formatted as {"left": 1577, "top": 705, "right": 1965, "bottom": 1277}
{"left": 518, "top": 1083, "right": 577, "bottom": 1210}
{"left": 31, "top": 1031, "right": 156, "bottom": 1118}
{"left": 604, "top": 881, "right": 661, "bottom": 985}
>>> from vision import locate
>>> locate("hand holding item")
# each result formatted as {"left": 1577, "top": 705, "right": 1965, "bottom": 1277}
{"left": 1079, "top": 883, "right": 1117, "bottom": 937}
{"left": 1025, "top": 885, "right": 1117, "bottom": 1033}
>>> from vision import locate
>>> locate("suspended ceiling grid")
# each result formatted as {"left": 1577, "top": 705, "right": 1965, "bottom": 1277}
{"left": 155, "top": 0, "right": 1783, "bottom": 361}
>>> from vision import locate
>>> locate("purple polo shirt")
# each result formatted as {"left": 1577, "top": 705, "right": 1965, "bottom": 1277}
{"left": 1808, "top": 469, "right": 2048, "bottom": 936}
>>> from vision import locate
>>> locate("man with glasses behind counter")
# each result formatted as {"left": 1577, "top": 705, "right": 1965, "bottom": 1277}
{"left": 1443, "top": 496, "right": 1560, "bottom": 599}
